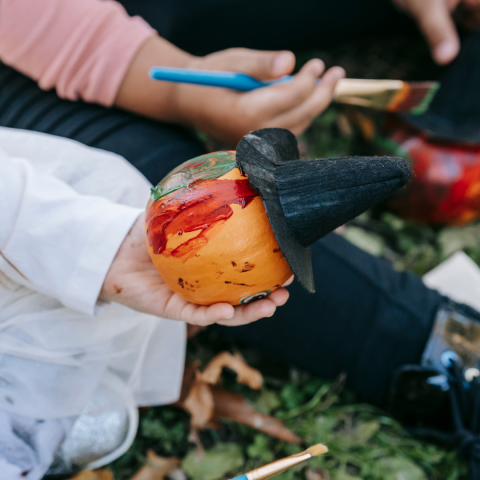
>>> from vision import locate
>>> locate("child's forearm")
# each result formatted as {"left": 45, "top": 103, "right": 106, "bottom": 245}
{"left": 115, "top": 37, "right": 344, "bottom": 145}
{"left": 114, "top": 36, "right": 195, "bottom": 124}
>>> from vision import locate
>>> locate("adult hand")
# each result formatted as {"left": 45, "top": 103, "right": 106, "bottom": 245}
{"left": 174, "top": 48, "right": 345, "bottom": 144}
{"left": 100, "top": 215, "right": 292, "bottom": 326}
{"left": 116, "top": 38, "right": 345, "bottom": 145}
{"left": 393, "top": 0, "right": 480, "bottom": 65}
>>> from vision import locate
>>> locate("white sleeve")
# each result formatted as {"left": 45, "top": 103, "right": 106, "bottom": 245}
{"left": 0, "top": 150, "right": 143, "bottom": 315}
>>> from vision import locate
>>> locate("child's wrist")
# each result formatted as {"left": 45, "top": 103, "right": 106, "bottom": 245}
{"left": 115, "top": 35, "right": 197, "bottom": 122}
{"left": 167, "top": 55, "right": 209, "bottom": 126}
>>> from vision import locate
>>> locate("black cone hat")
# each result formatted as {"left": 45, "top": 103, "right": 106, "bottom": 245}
{"left": 236, "top": 128, "right": 411, "bottom": 292}
{"left": 401, "top": 28, "right": 480, "bottom": 144}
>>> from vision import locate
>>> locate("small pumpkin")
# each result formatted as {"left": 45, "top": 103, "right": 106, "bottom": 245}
{"left": 145, "top": 151, "right": 292, "bottom": 305}
{"left": 146, "top": 128, "right": 410, "bottom": 306}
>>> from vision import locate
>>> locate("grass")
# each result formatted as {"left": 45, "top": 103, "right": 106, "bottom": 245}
{"left": 110, "top": 32, "right": 476, "bottom": 480}
{"left": 111, "top": 332, "right": 468, "bottom": 480}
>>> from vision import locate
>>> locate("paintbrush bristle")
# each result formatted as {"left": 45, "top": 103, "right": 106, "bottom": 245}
{"left": 305, "top": 444, "right": 329, "bottom": 457}
{"left": 333, "top": 79, "right": 439, "bottom": 114}
{"left": 241, "top": 443, "right": 329, "bottom": 480}
{"left": 388, "top": 82, "right": 440, "bottom": 115}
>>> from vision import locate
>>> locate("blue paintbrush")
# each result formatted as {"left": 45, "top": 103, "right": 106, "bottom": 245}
{"left": 149, "top": 66, "right": 439, "bottom": 114}
{"left": 228, "top": 443, "right": 328, "bottom": 480}
{"left": 150, "top": 66, "right": 291, "bottom": 91}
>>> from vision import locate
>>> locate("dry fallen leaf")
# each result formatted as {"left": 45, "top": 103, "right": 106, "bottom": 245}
{"left": 182, "top": 375, "right": 215, "bottom": 429}
{"left": 130, "top": 450, "right": 180, "bottom": 480}
{"left": 200, "top": 352, "right": 263, "bottom": 389}
{"left": 176, "top": 352, "right": 298, "bottom": 444}
{"left": 188, "top": 425, "right": 206, "bottom": 457}
{"left": 211, "top": 387, "right": 302, "bottom": 443}
{"left": 68, "top": 469, "right": 114, "bottom": 480}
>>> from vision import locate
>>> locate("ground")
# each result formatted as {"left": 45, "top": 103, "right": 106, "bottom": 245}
{"left": 110, "top": 32, "right": 475, "bottom": 480}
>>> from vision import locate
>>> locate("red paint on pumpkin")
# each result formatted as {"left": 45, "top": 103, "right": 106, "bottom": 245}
{"left": 184, "top": 159, "right": 206, "bottom": 169}
{"left": 146, "top": 178, "right": 259, "bottom": 260}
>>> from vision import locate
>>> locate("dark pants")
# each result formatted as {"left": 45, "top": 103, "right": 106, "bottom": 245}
{"left": 0, "top": 0, "right": 440, "bottom": 404}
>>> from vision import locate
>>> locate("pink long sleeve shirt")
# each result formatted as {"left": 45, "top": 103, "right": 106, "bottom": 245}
{"left": 0, "top": 0, "right": 156, "bottom": 106}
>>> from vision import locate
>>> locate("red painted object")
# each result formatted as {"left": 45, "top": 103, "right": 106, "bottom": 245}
{"left": 146, "top": 177, "right": 259, "bottom": 258}
{"left": 379, "top": 120, "right": 480, "bottom": 226}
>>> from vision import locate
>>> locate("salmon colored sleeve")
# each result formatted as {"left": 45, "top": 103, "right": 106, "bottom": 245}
{"left": 0, "top": 0, "right": 156, "bottom": 106}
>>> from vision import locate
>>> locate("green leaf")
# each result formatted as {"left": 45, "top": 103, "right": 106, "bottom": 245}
{"left": 353, "top": 420, "right": 380, "bottom": 443}
{"left": 332, "top": 465, "right": 362, "bottom": 480}
{"left": 283, "top": 383, "right": 330, "bottom": 419}
{"left": 342, "top": 227, "right": 386, "bottom": 257}
{"left": 253, "top": 388, "right": 281, "bottom": 414}
{"left": 439, "top": 223, "right": 480, "bottom": 257}
{"left": 280, "top": 383, "right": 306, "bottom": 410}
{"left": 375, "top": 457, "right": 427, "bottom": 480}
{"left": 296, "top": 414, "right": 337, "bottom": 445}
{"left": 246, "top": 434, "right": 274, "bottom": 464}
{"left": 182, "top": 444, "right": 244, "bottom": 480}
{"left": 140, "top": 415, "right": 187, "bottom": 454}
{"left": 273, "top": 468, "right": 297, "bottom": 480}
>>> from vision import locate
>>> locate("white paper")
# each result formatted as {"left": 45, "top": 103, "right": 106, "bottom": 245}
{"left": 423, "top": 251, "right": 480, "bottom": 311}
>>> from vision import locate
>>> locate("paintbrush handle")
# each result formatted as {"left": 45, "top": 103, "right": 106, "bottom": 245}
{"left": 149, "top": 67, "right": 405, "bottom": 96}
{"left": 226, "top": 445, "right": 327, "bottom": 480}
{"left": 226, "top": 453, "right": 313, "bottom": 480}
{"left": 149, "top": 67, "right": 292, "bottom": 91}
{"left": 334, "top": 79, "right": 404, "bottom": 96}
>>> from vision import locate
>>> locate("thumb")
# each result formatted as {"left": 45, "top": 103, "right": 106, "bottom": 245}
{"left": 215, "top": 48, "right": 296, "bottom": 80}
{"left": 408, "top": 0, "right": 460, "bottom": 64}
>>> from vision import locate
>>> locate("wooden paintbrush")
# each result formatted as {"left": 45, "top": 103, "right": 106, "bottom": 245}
{"left": 149, "top": 67, "right": 439, "bottom": 115}
{"left": 228, "top": 443, "right": 328, "bottom": 480}
{"left": 333, "top": 79, "right": 439, "bottom": 115}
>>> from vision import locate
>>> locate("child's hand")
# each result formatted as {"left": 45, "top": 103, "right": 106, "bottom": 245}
{"left": 99, "top": 215, "right": 291, "bottom": 326}
{"left": 174, "top": 48, "right": 345, "bottom": 144}
{"left": 392, "top": 0, "right": 480, "bottom": 64}
{"left": 116, "top": 38, "right": 345, "bottom": 145}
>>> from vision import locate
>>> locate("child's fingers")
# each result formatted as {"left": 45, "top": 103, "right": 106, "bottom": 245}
{"left": 224, "top": 49, "right": 296, "bottom": 80}
{"left": 163, "top": 284, "right": 289, "bottom": 326}
{"left": 202, "top": 48, "right": 296, "bottom": 80}
{"left": 178, "top": 301, "right": 233, "bottom": 326}
{"left": 246, "top": 59, "right": 325, "bottom": 118}
{"left": 175, "top": 295, "right": 275, "bottom": 327}
{"left": 215, "top": 287, "right": 289, "bottom": 326}
{"left": 267, "top": 286, "right": 290, "bottom": 306}
{"left": 268, "top": 67, "right": 345, "bottom": 133}
{"left": 189, "top": 287, "right": 290, "bottom": 327}
{"left": 215, "top": 299, "right": 277, "bottom": 326}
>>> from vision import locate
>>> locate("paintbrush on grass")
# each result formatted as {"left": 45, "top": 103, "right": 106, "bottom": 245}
{"left": 229, "top": 443, "right": 329, "bottom": 480}
{"left": 149, "top": 67, "right": 439, "bottom": 115}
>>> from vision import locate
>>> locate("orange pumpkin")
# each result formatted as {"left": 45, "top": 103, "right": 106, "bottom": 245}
{"left": 145, "top": 151, "right": 292, "bottom": 305}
